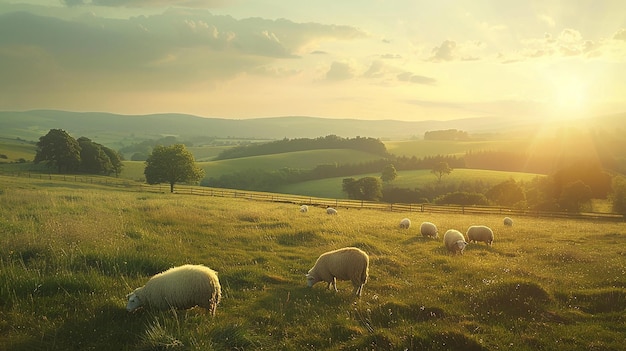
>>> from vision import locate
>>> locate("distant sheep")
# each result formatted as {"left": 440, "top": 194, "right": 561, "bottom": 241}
{"left": 399, "top": 218, "right": 411, "bottom": 229}
{"left": 126, "top": 264, "right": 221, "bottom": 315}
{"left": 466, "top": 225, "right": 494, "bottom": 246}
{"left": 300, "top": 205, "right": 309, "bottom": 213}
{"left": 420, "top": 221, "right": 439, "bottom": 239}
{"left": 326, "top": 207, "right": 338, "bottom": 215}
{"left": 306, "top": 247, "right": 369, "bottom": 297}
{"left": 443, "top": 229, "right": 468, "bottom": 255}
{"left": 503, "top": 217, "right": 513, "bottom": 226}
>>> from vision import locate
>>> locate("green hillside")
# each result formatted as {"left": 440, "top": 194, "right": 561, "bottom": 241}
{"left": 385, "top": 139, "right": 530, "bottom": 158}
{"left": 274, "top": 168, "right": 542, "bottom": 199}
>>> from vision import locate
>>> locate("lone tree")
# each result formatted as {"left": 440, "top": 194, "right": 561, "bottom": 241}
{"left": 431, "top": 161, "right": 452, "bottom": 183}
{"left": 34, "top": 129, "right": 81, "bottom": 173}
{"left": 144, "top": 144, "right": 205, "bottom": 193}
{"left": 381, "top": 164, "right": 397, "bottom": 183}
{"left": 342, "top": 176, "right": 383, "bottom": 201}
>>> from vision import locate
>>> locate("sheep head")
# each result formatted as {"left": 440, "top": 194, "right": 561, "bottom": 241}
{"left": 126, "top": 291, "right": 143, "bottom": 312}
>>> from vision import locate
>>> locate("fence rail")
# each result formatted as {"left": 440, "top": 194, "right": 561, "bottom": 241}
{"left": 1, "top": 170, "right": 624, "bottom": 222}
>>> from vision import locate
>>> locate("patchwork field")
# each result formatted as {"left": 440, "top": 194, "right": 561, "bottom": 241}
{"left": 1, "top": 176, "right": 624, "bottom": 350}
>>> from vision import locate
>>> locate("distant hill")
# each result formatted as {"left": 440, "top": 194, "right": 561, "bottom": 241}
{"left": 0, "top": 109, "right": 623, "bottom": 144}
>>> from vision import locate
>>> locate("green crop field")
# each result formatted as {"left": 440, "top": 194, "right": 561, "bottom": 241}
{"left": 197, "top": 149, "right": 384, "bottom": 178}
{"left": 384, "top": 139, "right": 529, "bottom": 158}
{"left": 1, "top": 176, "right": 624, "bottom": 350}
{"left": 0, "top": 138, "right": 36, "bottom": 163}
{"left": 275, "top": 169, "right": 542, "bottom": 199}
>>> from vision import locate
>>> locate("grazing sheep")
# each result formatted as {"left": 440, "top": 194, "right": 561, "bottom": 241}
{"left": 443, "top": 229, "right": 468, "bottom": 255}
{"left": 503, "top": 217, "right": 513, "bottom": 226}
{"left": 420, "top": 221, "right": 439, "bottom": 239}
{"left": 306, "top": 247, "right": 369, "bottom": 297}
{"left": 326, "top": 207, "right": 338, "bottom": 215}
{"left": 399, "top": 218, "right": 411, "bottom": 229}
{"left": 126, "top": 264, "right": 221, "bottom": 315}
{"left": 466, "top": 225, "right": 494, "bottom": 246}
{"left": 300, "top": 205, "right": 309, "bottom": 213}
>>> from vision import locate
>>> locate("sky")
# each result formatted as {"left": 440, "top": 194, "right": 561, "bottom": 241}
{"left": 0, "top": 0, "right": 624, "bottom": 122}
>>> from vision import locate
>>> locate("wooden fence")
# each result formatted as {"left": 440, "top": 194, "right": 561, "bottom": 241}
{"left": 1, "top": 170, "right": 624, "bottom": 222}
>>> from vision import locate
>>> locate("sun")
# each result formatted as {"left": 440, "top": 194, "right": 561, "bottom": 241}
{"left": 549, "top": 76, "right": 589, "bottom": 120}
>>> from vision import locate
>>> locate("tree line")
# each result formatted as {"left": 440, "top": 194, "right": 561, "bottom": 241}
{"left": 214, "top": 135, "right": 389, "bottom": 160}
{"left": 34, "top": 129, "right": 123, "bottom": 176}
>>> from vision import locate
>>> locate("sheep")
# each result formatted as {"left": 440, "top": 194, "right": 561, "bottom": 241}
{"left": 126, "top": 264, "right": 221, "bottom": 315}
{"left": 466, "top": 225, "right": 494, "bottom": 246}
{"left": 503, "top": 217, "right": 513, "bottom": 226}
{"left": 443, "top": 229, "right": 468, "bottom": 255}
{"left": 306, "top": 247, "right": 369, "bottom": 297}
{"left": 300, "top": 205, "right": 309, "bottom": 213}
{"left": 399, "top": 218, "right": 411, "bottom": 229}
{"left": 420, "top": 221, "right": 439, "bottom": 239}
{"left": 326, "top": 207, "right": 338, "bottom": 215}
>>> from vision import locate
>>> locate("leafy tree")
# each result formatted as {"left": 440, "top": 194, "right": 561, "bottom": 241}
{"left": 486, "top": 179, "right": 525, "bottom": 207}
{"left": 102, "top": 146, "right": 124, "bottom": 177}
{"left": 431, "top": 161, "right": 452, "bottom": 183}
{"left": 78, "top": 137, "right": 112, "bottom": 175}
{"left": 342, "top": 177, "right": 382, "bottom": 201}
{"left": 144, "top": 144, "right": 205, "bottom": 193}
{"left": 381, "top": 164, "right": 397, "bottom": 183}
{"left": 559, "top": 180, "right": 592, "bottom": 212}
{"left": 34, "top": 129, "right": 81, "bottom": 173}
{"left": 360, "top": 176, "right": 383, "bottom": 201}
{"left": 434, "top": 192, "right": 489, "bottom": 206}
{"left": 610, "top": 176, "right": 626, "bottom": 215}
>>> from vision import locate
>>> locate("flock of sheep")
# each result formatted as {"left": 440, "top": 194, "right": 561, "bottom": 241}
{"left": 125, "top": 204, "right": 513, "bottom": 315}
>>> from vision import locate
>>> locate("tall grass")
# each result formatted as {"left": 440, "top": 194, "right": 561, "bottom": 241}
{"left": 0, "top": 175, "right": 625, "bottom": 350}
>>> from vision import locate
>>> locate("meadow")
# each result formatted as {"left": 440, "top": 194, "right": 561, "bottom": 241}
{"left": 274, "top": 169, "right": 542, "bottom": 199}
{"left": 1, "top": 175, "right": 624, "bottom": 350}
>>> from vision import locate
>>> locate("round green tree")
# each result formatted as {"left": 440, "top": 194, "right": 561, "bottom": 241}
{"left": 34, "top": 129, "right": 81, "bottom": 173}
{"left": 144, "top": 144, "right": 205, "bottom": 193}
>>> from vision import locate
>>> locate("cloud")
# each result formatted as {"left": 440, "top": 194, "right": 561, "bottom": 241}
{"left": 0, "top": 9, "right": 367, "bottom": 95}
{"left": 397, "top": 72, "right": 436, "bottom": 85}
{"left": 537, "top": 14, "right": 555, "bottom": 28}
{"left": 62, "top": 0, "right": 228, "bottom": 8}
{"left": 614, "top": 29, "right": 626, "bottom": 41}
{"left": 325, "top": 61, "right": 354, "bottom": 81}
{"left": 429, "top": 40, "right": 456, "bottom": 62}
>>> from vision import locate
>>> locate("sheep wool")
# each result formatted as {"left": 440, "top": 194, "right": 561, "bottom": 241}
{"left": 420, "top": 221, "right": 439, "bottom": 239}
{"left": 126, "top": 264, "right": 221, "bottom": 315}
{"left": 300, "top": 205, "right": 309, "bottom": 213}
{"left": 306, "top": 247, "right": 369, "bottom": 297}
{"left": 466, "top": 225, "right": 494, "bottom": 246}
{"left": 503, "top": 217, "right": 513, "bottom": 226}
{"left": 399, "top": 218, "right": 411, "bottom": 229}
{"left": 326, "top": 207, "right": 338, "bottom": 215}
{"left": 443, "top": 229, "right": 468, "bottom": 255}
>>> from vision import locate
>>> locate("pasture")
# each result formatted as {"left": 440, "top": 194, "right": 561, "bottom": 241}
{"left": 274, "top": 168, "right": 542, "bottom": 199}
{"left": 0, "top": 176, "right": 624, "bottom": 350}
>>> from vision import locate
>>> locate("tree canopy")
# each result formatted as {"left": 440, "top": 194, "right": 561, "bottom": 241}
{"left": 431, "top": 161, "right": 453, "bottom": 183}
{"left": 34, "top": 129, "right": 81, "bottom": 173}
{"left": 144, "top": 144, "right": 205, "bottom": 193}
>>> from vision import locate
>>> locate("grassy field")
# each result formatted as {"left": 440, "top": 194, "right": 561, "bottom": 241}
{"left": 384, "top": 139, "right": 529, "bottom": 158}
{"left": 275, "top": 169, "right": 542, "bottom": 199}
{"left": 0, "top": 138, "right": 36, "bottom": 163}
{"left": 1, "top": 176, "right": 624, "bottom": 350}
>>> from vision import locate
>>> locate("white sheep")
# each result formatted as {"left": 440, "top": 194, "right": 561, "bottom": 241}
{"left": 443, "top": 229, "right": 468, "bottom": 255}
{"left": 399, "top": 218, "right": 411, "bottom": 229}
{"left": 503, "top": 217, "right": 513, "bottom": 226}
{"left": 326, "top": 207, "right": 338, "bottom": 215}
{"left": 466, "top": 225, "right": 494, "bottom": 246}
{"left": 126, "top": 264, "right": 221, "bottom": 315}
{"left": 306, "top": 247, "right": 369, "bottom": 297}
{"left": 300, "top": 205, "right": 309, "bottom": 213}
{"left": 420, "top": 221, "right": 439, "bottom": 239}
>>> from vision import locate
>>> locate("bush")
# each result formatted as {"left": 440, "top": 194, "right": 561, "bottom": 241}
{"left": 434, "top": 192, "right": 489, "bottom": 206}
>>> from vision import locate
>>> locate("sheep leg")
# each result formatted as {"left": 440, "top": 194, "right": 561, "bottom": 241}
{"left": 331, "top": 277, "right": 337, "bottom": 292}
